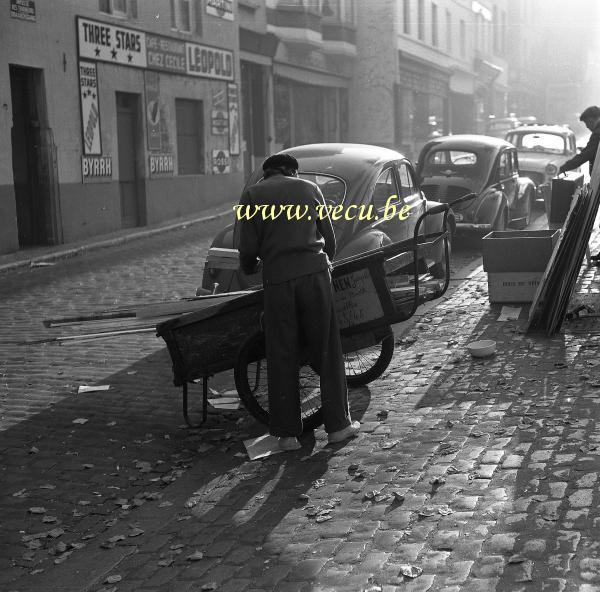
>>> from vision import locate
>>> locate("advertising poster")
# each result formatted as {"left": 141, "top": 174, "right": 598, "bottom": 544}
{"left": 212, "top": 149, "right": 231, "bottom": 174}
{"left": 227, "top": 83, "right": 240, "bottom": 155}
{"left": 79, "top": 60, "right": 101, "bottom": 155}
{"left": 77, "top": 17, "right": 147, "bottom": 67}
{"left": 211, "top": 87, "right": 229, "bottom": 135}
{"left": 144, "top": 71, "right": 161, "bottom": 151}
{"left": 206, "top": 0, "right": 234, "bottom": 21}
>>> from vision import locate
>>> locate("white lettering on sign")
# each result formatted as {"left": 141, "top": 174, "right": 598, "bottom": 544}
{"left": 149, "top": 154, "right": 174, "bottom": 175}
{"left": 78, "top": 17, "right": 147, "bottom": 68}
{"left": 185, "top": 43, "right": 234, "bottom": 81}
{"left": 333, "top": 268, "right": 384, "bottom": 329}
{"left": 212, "top": 149, "right": 231, "bottom": 174}
{"left": 79, "top": 60, "right": 101, "bottom": 155}
{"left": 82, "top": 156, "right": 112, "bottom": 182}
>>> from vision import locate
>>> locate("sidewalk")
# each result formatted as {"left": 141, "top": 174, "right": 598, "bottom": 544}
{"left": 3, "top": 227, "right": 600, "bottom": 592}
{"left": 0, "top": 202, "right": 235, "bottom": 274}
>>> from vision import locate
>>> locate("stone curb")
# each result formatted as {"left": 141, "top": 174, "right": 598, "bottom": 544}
{"left": 0, "top": 205, "right": 235, "bottom": 275}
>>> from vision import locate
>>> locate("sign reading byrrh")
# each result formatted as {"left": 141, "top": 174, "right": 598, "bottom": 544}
{"left": 76, "top": 17, "right": 234, "bottom": 81}
{"left": 82, "top": 155, "right": 112, "bottom": 183}
{"left": 149, "top": 154, "right": 174, "bottom": 177}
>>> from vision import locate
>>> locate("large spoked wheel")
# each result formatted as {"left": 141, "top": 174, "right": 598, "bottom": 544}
{"left": 234, "top": 331, "right": 323, "bottom": 431}
{"left": 234, "top": 328, "right": 396, "bottom": 429}
{"left": 345, "top": 328, "right": 395, "bottom": 387}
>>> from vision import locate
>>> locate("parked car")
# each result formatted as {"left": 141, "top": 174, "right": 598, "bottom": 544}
{"left": 201, "top": 143, "right": 455, "bottom": 294}
{"left": 485, "top": 116, "right": 521, "bottom": 139}
{"left": 416, "top": 135, "right": 536, "bottom": 236}
{"left": 505, "top": 124, "right": 579, "bottom": 202}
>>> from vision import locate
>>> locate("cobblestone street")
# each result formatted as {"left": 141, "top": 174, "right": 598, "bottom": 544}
{"left": 3, "top": 214, "right": 600, "bottom": 592}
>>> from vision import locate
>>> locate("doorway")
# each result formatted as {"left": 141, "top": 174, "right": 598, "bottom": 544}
{"left": 10, "top": 65, "right": 60, "bottom": 247}
{"left": 116, "top": 92, "right": 144, "bottom": 228}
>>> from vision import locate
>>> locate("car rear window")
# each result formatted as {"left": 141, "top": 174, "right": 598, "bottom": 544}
{"left": 299, "top": 173, "right": 346, "bottom": 206}
{"left": 426, "top": 150, "right": 478, "bottom": 166}
{"left": 420, "top": 148, "right": 491, "bottom": 186}
{"left": 507, "top": 132, "right": 567, "bottom": 154}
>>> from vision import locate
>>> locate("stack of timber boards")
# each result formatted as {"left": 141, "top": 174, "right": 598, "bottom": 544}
{"left": 527, "top": 147, "right": 600, "bottom": 336}
{"left": 35, "top": 292, "right": 252, "bottom": 345}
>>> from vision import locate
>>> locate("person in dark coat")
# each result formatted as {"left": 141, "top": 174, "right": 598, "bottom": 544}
{"left": 559, "top": 106, "right": 600, "bottom": 261}
{"left": 559, "top": 105, "right": 600, "bottom": 175}
{"left": 237, "top": 153, "right": 360, "bottom": 451}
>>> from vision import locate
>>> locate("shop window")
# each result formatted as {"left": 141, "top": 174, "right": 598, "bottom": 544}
{"left": 170, "top": 0, "right": 192, "bottom": 32}
{"left": 323, "top": 0, "right": 340, "bottom": 19}
{"left": 99, "top": 0, "right": 137, "bottom": 18}
{"left": 175, "top": 99, "right": 204, "bottom": 175}
{"left": 274, "top": 78, "right": 291, "bottom": 148}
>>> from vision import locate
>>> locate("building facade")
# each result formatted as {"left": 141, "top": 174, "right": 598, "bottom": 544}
{"left": 351, "top": 0, "right": 508, "bottom": 160}
{"left": 4, "top": 0, "right": 588, "bottom": 256}
{"left": 1, "top": 0, "right": 243, "bottom": 254}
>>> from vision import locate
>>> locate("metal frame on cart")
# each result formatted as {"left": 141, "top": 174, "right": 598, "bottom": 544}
{"left": 157, "top": 204, "right": 453, "bottom": 428}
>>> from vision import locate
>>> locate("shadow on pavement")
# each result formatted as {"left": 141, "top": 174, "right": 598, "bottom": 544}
{"left": 1, "top": 342, "right": 371, "bottom": 590}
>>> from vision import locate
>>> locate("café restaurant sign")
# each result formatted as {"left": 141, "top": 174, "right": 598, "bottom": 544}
{"left": 76, "top": 17, "right": 234, "bottom": 81}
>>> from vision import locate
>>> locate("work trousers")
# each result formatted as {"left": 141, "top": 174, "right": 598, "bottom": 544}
{"left": 263, "top": 268, "right": 351, "bottom": 437}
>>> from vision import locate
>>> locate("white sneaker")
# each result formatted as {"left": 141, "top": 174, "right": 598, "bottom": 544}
{"left": 328, "top": 421, "right": 360, "bottom": 444}
{"left": 278, "top": 437, "right": 301, "bottom": 451}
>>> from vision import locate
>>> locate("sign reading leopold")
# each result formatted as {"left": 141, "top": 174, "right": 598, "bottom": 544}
{"left": 186, "top": 43, "right": 234, "bottom": 81}
{"left": 79, "top": 60, "right": 101, "bottom": 155}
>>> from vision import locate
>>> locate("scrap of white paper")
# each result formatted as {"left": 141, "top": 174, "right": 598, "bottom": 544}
{"left": 244, "top": 434, "right": 283, "bottom": 460}
{"left": 497, "top": 306, "right": 521, "bottom": 322}
{"left": 78, "top": 385, "right": 110, "bottom": 394}
{"left": 207, "top": 397, "right": 240, "bottom": 410}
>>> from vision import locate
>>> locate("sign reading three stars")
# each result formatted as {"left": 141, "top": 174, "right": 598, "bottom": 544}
{"left": 78, "top": 17, "right": 147, "bottom": 68}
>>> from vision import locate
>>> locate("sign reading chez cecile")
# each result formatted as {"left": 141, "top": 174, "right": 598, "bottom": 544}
{"left": 76, "top": 17, "right": 233, "bottom": 81}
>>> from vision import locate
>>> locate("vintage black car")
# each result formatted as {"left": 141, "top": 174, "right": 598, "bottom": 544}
{"left": 416, "top": 135, "right": 536, "bottom": 236}
{"left": 505, "top": 124, "right": 580, "bottom": 202}
{"left": 201, "top": 143, "right": 455, "bottom": 294}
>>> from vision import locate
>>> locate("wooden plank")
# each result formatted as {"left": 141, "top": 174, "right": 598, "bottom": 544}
{"left": 134, "top": 291, "right": 252, "bottom": 319}
{"left": 527, "top": 142, "right": 600, "bottom": 335}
